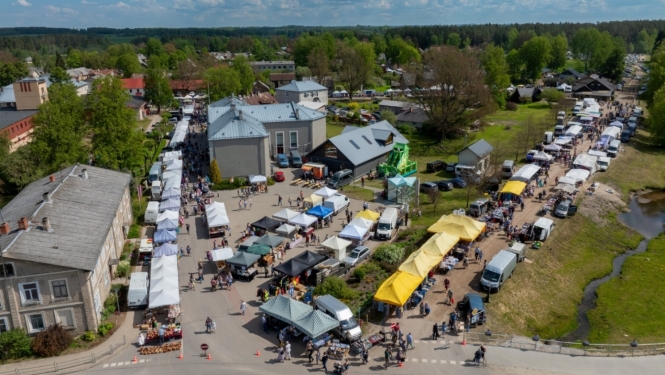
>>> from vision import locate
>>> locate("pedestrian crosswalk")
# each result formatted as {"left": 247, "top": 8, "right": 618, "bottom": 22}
{"left": 102, "top": 358, "right": 152, "bottom": 367}
{"left": 412, "top": 339, "right": 453, "bottom": 345}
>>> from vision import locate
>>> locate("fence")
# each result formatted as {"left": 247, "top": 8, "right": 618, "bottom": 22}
{"left": 0, "top": 335, "right": 127, "bottom": 375}
{"left": 464, "top": 332, "right": 665, "bottom": 357}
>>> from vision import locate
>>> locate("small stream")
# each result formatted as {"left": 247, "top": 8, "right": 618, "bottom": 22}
{"left": 559, "top": 193, "right": 665, "bottom": 342}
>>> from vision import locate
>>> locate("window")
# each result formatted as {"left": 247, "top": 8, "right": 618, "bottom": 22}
{"left": 324, "top": 142, "right": 337, "bottom": 159}
{"left": 0, "top": 317, "right": 8, "bottom": 333}
{"left": 55, "top": 309, "right": 75, "bottom": 328}
{"left": 51, "top": 280, "right": 69, "bottom": 299}
{"left": 349, "top": 140, "right": 360, "bottom": 149}
{"left": 19, "top": 282, "right": 41, "bottom": 304}
{"left": 289, "top": 131, "right": 298, "bottom": 149}
{"left": 0, "top": 263, "right": 15, "bottom": 277}
{"left": 285, "top": 92, "right": 289, "bottom": 97}
{"left": 362, "top": 135, "right": 373, "bottom": 145}
{"left": 26, "top": 313, "right": 45, "bottom": 333}
{"left": 276, "top": 132, "right": 284, "bottom": 154}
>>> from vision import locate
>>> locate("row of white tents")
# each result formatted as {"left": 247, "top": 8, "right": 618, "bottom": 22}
{"left": 169, "top": 120, "right": 189, "bottom": 148}
{"left": 149, "top": 253, "right": 180, "bottom": 309}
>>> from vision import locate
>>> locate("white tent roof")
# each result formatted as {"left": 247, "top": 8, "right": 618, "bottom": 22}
{"left": 555, "top": 137, "right": 573, "bottom": 145}
{"left": 289, "top": 213, "right": 318, "bottom": 227}
{"left": 558, "top": 176, "right": 577, "bottom": 185}
{"left": 572, "top": 154, "right": 597, "bottom": 174}
{"left": 159, "top": 197, "right": 181, "bottom": 212}
{"left": 165, "top": 159, "right": 183, "bottom": 171}
{"left": 161, "top": 187, "right": 181, "bottom": 199}
{"left": 565, "top": 125, "right": 582, "bottom": 137}
{"left": 510, "top": 164, "right": 541, "bottom": 183}
{"left": 321, "top": 236, "right": 352, "bottom": 251}
{"left": 161, "top": 151, "right": 182, "bottom": 162}
{"left": 544, "top": 143, "right": 562, "bottom": 152}
{"left": 206, "top": 202, "right": 229, "bottom": 228}
{"left": 157, "top": 209, "right": 179, "bottom": 222}
{"left": 212, "top": 248, "right": 234, "bottom": 261}
{"left": 149, "top": 287, "right": 180, "bottom": 309}
{"left": 339, "top": 225, "right": 368, "bottom": 240}
{"left": 348, "top": 217, "right": 373, "bottom": 229}
{"left": 566, "top": 169, "right": 591, "bottom": 183}
{"left": 149, "top": 254, "right": 180, "bottom": 308}
{"left": 275, "top": 223, "right": 296, "bottom": 236}
{"left": 157, "top": 217, "right": 179, "bottom": 231}
{"left": 533, "top": 151, "right": 553, "bottom": 162}
{"left": 273, "top": 208, "right": 300, "bottom": 222}
{"left": 314, "top": 187, "right": 338, "bottom": 198}
{"left": 249, "top": 175, "right": 267, "bottom": 184}
{"left": 555, "top": 183, "right": 577, "bottom": 193}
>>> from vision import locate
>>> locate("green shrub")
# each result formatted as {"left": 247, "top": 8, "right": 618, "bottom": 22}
{"left": 396, "top": 124, "right": 415, "bottom": 135}
{"left": 234, "top": 177, "right": 247, "bottom": 187}
{"left": 81, "top": 331, "right": 96, "bottom": 342}
{"left": 211, "top": 179, "right": 237, "bottom": 190}
{"left": 31, "top": 324, "right": 73, "bottom": 357}
{"left": 372, "top": 244, "right": 405, "bottom": 265}
{"left": 0, "top": 329, "right": 32, "bottom": 360}
{"left": 352, "top": 268, "right": 367, "bottom": 280}
{"left": 506, "top": 102, "right": 518, "bottom": 111}
{"left": 314, "top": 277, "right": 359, "bottom": 301}
{"left": 267, "top": 177, "right": 275, "bottom": 186}
{"left": 97, "top": 323, "right": 114, "bottom": 337}
{"left": 127, "top": 224, "right": 140, "bottom": 239}
{"left": 116, "top": 260, "right": 130, "bottom": 278}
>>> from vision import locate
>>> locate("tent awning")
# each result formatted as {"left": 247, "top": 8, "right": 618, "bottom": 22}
{"left": 273, "top": 208, "right": 300, "bottom": 222}
{"left": 254, "top": 234, "right": 285, "bottom": 248}
{"left": 159, "top": 197, "right": 181, "bottom": 212}
{"left": 212, "top": 248, "right": 234, "bottom": 261}
{"left": 161, "top": 187, "right": 181, "bottom": 199}
{"left": 154, "top": 229, "right": 177, "bottom": 242}
{"left": 426, "top": 222, "right": 479, "bottom": 241}
{"left": 292, "top": 250, "right": 327, "bottom": 268}
{"left": 259, "top": 295, "right": 313, "bottom": 323}
{"left": 374, "top": 271, "right": 423, "bottom": 307}
{"left": 274, "top": 259, "right": 309, "bottom": 277}
{"left": 157, "top": 218, "right": 179, "bottom": 231}
{"left": 419, "top": 232, "right": 460, "bottom": 257}
{"left": 248, "top": 175, "right": 267, "bottom": 184}
{"left": 206, "top": 202, "right": 230, "bottom": 228}
{"left": 246, "top": 243, "right": 271, "bottom": 256}
{"left": 355, "top": 210, "right": 380, "bottom": 221}
{"left": 307, "top": 205, "right": 333, "bottom": 219}
{"left": 291, "top": 310, "right": 340, "bottom": 339}
{"left": 289, "top": 213, "right": 318, "bottom": 227}
{"left": 501, "top": 181, "right": 527, "bottom": 195}
{"left": 313, "top": 187, "right": 338, "bottom": 198}
{"left": 321, "top": 236, "right": 352, "bottom": 251}
{"left": 251, "top": 216, "right": 281, "bottom": 231}
{"left": 276, "top": 223, "right": 296, "bottom": 237}
{"left": 153, "top": 243, "right": 178, "bottom": 258}
{"left": 226, "top": 251, "right": 261, "bottom": 267}
{"left": 149, "top": 255, "right": 179, "bottom": 308}
{"left": 348, "top": 217, "right": 373, "bottom": 229}
{"left": 303, "top": 194, "right": 322, "bottom": 206}
{"left": 399, "top": 249, "right": 441, "bottom": 278}
{"left": 339, "top": 224, "right": 368, "bottom": 240}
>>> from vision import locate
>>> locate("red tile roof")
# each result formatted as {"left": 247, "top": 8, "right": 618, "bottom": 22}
{"left": 121, "top": 78, "right": 144, "bottom": 90}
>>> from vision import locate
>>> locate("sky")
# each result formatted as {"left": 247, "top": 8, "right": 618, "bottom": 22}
{"left": 4, "top": 0, "right": 663, "bottom": 28}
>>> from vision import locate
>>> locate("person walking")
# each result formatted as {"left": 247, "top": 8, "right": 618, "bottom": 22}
{"left": 306, "top": 340, "right": 314, "bottom": 362}
{"left": 384, "top": 345, "right": 393, "bottom": 368}
{"left": 474, "top": 247, "right": 480, "bottom": 262}
{"left": 278, "top": 195, "right": 282, "bottom": 206}
{"left": 315, "top": 348, "right": 321, "bottom": 364}
{"left": 447, "top": 288, "right": 454, "bottom": 305}
{"left": 249, "top": 198, "right": 253, "bottom": 209}
{"left": 276, "top": 346, "right": 285, "bottom": 363}
{"left": 262, "top": 314, "right": 269, "bottom": 334}
{"left": 240, "top": 300, "right": 247, "bottom": 315}
{"left": 321, "top": 352, "right": 329, "bottom": 372}
{"left": 244, "top": 200, "right": 248, "bottom": 210}
{"left": 186, "top": 245, "right": 191, "bottom": 256}
{"left": 284, "top": 341, "right": 292, "bottom": 360}
{"left": 205, "top": 317, "right": 212, "bottom": 333}
{"left": 432, "top": 323, "right": 440, "bottom": 340}
{"left": 288, "top": 197, "right": 292, "bottom": 206}
{"left": 361, "top": 176, "right": 365, "bottom": 187}
{"left": 186, "top": 223, "right": 191, "bottom": 235}
{"left": 362, "top": 347, "right": 369, "bottom": 364}
{"left": 444, "top": 277, "right": 450, "bottom": 291}
{"left": 406, "top": 332, "right": 414, "bottom": 349}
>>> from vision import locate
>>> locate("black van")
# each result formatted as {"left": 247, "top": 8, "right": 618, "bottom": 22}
{"left": 328, "top": 169, "right": 354, "bottom": 189}
{"left": 290, "top": 150, "right": 303, "bottom": 167}
{"left": 620, "top": 129, "right": 631, "bottom": 143}
{"left": 426, "top": 160, "right": 446, "bottom": 173}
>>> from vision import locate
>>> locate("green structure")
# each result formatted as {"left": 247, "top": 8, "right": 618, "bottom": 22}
{"left": 378, "top": 143, "right": 417, "bottom": 177}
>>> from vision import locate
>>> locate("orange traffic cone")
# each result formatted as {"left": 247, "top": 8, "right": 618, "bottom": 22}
{"left": 255, "top": 350, "right": 261, "bottom": 356}
{"left": 461, "top": 336, "right": 467, "bottom": 346}
{"left": 132, "top": 355, "right": 138, "bottom": 363}
{"left": 207, "top": 353, "right": 212, "bottom": 360}
{"left": 178, "top": 352, "right": 183, "bottom": 359}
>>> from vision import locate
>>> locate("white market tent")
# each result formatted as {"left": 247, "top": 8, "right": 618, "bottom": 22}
{"left": 206, "top": 202, "right": 230, "bottom": 228}
{"left": 157, "top": 217, "right": 179, "bottom": 231}
{"left": 558, "top": 176, "right": 577, "bottom": 185}
{"left": 149, "top": 255, "right": 179, "bottom": 309}
{"left": 211, "top": 248, "right": 235, "bottom": 261}
{"left": 566, "top": 169, "right": 591, "bottom": 183}
{"left": 314, "top": 187, "right": 338, "bottom": 198}
{"left": 565, "top": 125, "right": 583, "bottom": 138}
{"left": 544, "top": 143, "right": 562, "bottom": 152}
{"left": 572, "top": 154, "right": 598, "bottom": 174}
{"left": 533, "top": 151, "right": 553, "bottom": 162}
{"left": 321, "top": 235, "right": 352, "bottom": 260}
{"left": 339, "top": 224, "right": 369, "bottom": 241}
{"left": 510, "top": 164, "right": 541, "bottom": 183}
{"left": 249, "top": 175, "right": 267, "bottom": 184}
{"left": 161, "top": 187, "right": 181, "bottom": 200}
{"left": 161, "top": 151, "right": 182, "bottom": 163}
{"left": 157, "top": 209, "right": 178, "bottom": 222}
{"left": 165, "top": 159, "right": 183, "bottom": 171}
{"left": 159, "top": 197, "right": 181, "bottom": 212}
{"left": 348, "top": 217, "right": 373, "bottom": 229}
{"left": 275, "top": 223, "right": 296, "bottom": 237}
{"left": 289, "top": 213, "right": 318, "bottom": 227}
{"left": 273, "top": 208, "right": 300, "bottom": 222}
{"left": 555, "top": 137, "right": 573, "bottom": 145}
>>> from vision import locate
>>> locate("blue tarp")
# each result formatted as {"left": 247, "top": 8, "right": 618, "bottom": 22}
{"left": 153, "top": 243, "right": 178, "bottom": 258}
{"left": 307, "top": 205, "right": 333, "bottom": 219}
{"left": 154, "top": 229, "right": 177, "bottom": 242}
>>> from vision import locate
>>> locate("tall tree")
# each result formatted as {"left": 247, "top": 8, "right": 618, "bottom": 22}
{"left": 385, "top": 37, "right": 420, "bottom": 65}
{"left": 144, "top": 58, "right": 173, "bottom": 113}
{"left": 116, "top": 52, "right": 141, "bottom": 78}
{"left": 519, "top": 36, "right": 551, "bottom": 82}
{"left": 645, "top": 47, "right": 665, "bottom": 106}
{"left": 30, "top": 82, "right": 88, "bottom": 172}
{"left": 335, "top": 43, "right": 373, "bottom": 99}
{"left": 307, "top": 47, "right": 330, "bottom": 80}
{"left": 506, "top": 49, "right": 523, "bottom": 81}
{"left": 55, "top": 52, "right": 66, "bottom": 69}
{"left": 571, "top": 28, "right": 613, "bottom": 72}
{"left": 231, "top": 55, "right": 254, "bottom": 95}
{"left": 145, "top": 38, "right": 165, "bottom": 58}
{"left": 173, "top": 59, "right": 200, "bottom": 93}
{"left": 0, "top": 61, "right": 28, "bottom": 86}
{"left": 203, "top": 67, "right": 242, "bottom": 102}
{"left": 647, "top": 86, "right": 665, "bottom": 145}
{"left": 599, "top": 47, "right": 626, "bottom": 82}
{"left": 87, "top": 76, "right": 144, "bottom": 170}
{"left": 49, "top": 67, "right": 70, "bottom": 84}
{"left": 549, "top": 34, "right": 568, "bottom": 71}
{"left": 446, "top": 33, "right": 461, "bottom": 48}
{"left": 418, "top": 46, "right": 492, "bottom": 143}
{"left": 480, "top": 44, "right": 511, "bottom": 107}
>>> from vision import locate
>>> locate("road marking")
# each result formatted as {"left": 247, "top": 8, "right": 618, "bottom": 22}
{"left": 139, "top": 359, "right": 145, "bottom": 363}
{"left": 440, "top": 360, "right": 447, "bottom": 364}
{"left": 125, "top": 362, "right": 131, "bottom": 365}
{"left": 450, "top": 360, "right": 456, "bottom": 365}
{"left": 103, "top": 364, "right": 109, "bottom": 368}
{"left": 439, "top": 341, "right": 446, "bottom": 344}
{"left": 117, "top": 362, "right": 123, "bottom": 367}
{"left": 431, "top": 359, "right": 437, "bottom": 363}
{"left": 414, "top": 340, "right": 419, "bottom": 343}
{"left": 422, "top": 359, "right": 427, "bottom": 363}
{"left": 412, "top": 358, "right": 417, "bottom": 362}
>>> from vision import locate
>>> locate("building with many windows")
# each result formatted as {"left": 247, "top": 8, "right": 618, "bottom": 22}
{"left": 0, "top": 165, "right": 132, "bottom": 334}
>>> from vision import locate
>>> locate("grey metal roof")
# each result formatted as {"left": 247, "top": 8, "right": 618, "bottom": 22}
{"left": 379, "top": 100, "right": 407, "bottom": 108}
{"left": 249, "top": 60, "right": 295, "bottom": 67}
{"left": 0, "top": 165, "right": 131, "bottom": 271}
{"left": 327, "top": 121, "right": 409, "bottom": 166}
{"left": 341, "top": 126, "right": 359, "bottom": 134}
{"left": 396, "top": 108, "right": 428, "bottom": 124}
{"left": 208, "top": 108, "right": 269, "bottom": 141}
{"left": 0, "top": 108, "right": 38, "bottom": 131}
{"left": 276, "top": 80, "right": 327, "bottom": 93}
{"left": 208, "top": 98, "right": 325, "bottom": 126}
{"left": 0, "top": 85, "right": 15, "bottom": 104}
{"left": 458, "top": 139, "right": 494, "bottom": 158}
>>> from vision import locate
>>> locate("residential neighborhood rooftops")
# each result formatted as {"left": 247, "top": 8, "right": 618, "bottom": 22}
{"left": 209, "top": 99, "right": 325, "bottom": 124}
{"left": 457, "top": 139, "right": 494, "bottom": 158}
{"left": 0, "top": 165, "right": 132, "bottom": 271}
{"left": 121, "top": 78, "right": 144, "bottom": 90}
{"left": 0, "top": 108, "right": 38, "bottom": 130}
{"left": 208, "top": 109, "right": 269, "bottom": 141}
{"left": 270, "top": 73, "right": 296, "bottom": 81}
{"left": 276, "top": 80, "right": 327, "bottom": 92}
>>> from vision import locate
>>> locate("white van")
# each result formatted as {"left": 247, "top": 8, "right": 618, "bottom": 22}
{"left": 315, "top": 295, "right": 362, "bottom": 342}
{"left": 543, "top": 131, "right": 553, "bottom": 144}
{"left": 455, "top": 164, "right": 477, "bottom": 177}
{"left": 607, "top": 140, "right": 621, "bottom": 157}
{"left": 128, "top": 272, "right": 149, "bottom": 309}
{"left": 144, "top": 201, "right": 160, "bottom": 224}
{"left": 323, "top": 194, "right": 350, "bottom": 216}
{"left": 554, "top": 125, "right": 565, "bottom": 136}
{"left": 501, "top": 160, "right": 515, "bottom": 179}
{"left": 376, "top": 207, "right": 398, "bottom": 240}
{"left": 151, "top": 180, "right": 163, "bottom": 201}
{"left": 597, "top": 156, "right": 611, "bottom": 171}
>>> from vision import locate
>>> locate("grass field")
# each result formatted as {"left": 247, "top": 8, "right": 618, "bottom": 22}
{"left": 137, "top": 118, "right": 152, "bottom": 131}
{"left": 564, "top": 59, "right": 586, "bottom": 73}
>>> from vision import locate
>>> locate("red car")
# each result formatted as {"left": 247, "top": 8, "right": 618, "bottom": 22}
{"left": 274, "top": 171, "right": 285, "bottom": 182}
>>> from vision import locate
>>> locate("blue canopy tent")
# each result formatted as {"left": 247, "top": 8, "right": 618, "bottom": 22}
{"left": 154, "top": 229, "right": 177, "bottom": 243}
{"left": 307, "top": 205, "right": 333, "bottom": 219}
{"left": 157, "top": 218, "right": 179, "bottom": 231}
{"left": 153, "top": 243, "right": 178, "bottom": 258}
{"left": 159, "top": 197, "right": 181, "bottom": 213}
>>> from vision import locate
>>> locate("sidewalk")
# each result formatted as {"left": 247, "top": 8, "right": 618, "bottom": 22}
{"left": 0, "top": 310, "right": 137, "bottom": 375}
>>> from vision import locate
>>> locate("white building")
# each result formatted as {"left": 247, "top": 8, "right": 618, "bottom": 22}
{"left": 276, "top": 81, "right": 328, "bottom": 105}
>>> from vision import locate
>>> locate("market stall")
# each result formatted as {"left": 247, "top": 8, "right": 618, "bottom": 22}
{"left": 159, "top": 197, "right": 181, "bottom": 213}
{"left": 399, "top": 249, "right": 441, "bottom": 278}
{"left": 426, "top": 221, "right": 481, "bottom": 242}
{"left": 572, "top": 154, "right": 598, "bottom": 174}
{"left": 154, "top": 229, "right": 177, "bottom": 244}
{"left": 206, "top": 202, "right": 230, "bottom": 238}
{"left": 211, "top": 247, "right": 234, "bottom": 272}
{"left": 259, "top": 295, "right": 313, "bottom": 332}
{"left": 273, "top": 208, "right": 300, "bottom": 222}
{"left": 314, "top": 186, "right": 338, "bottom": 198}
{"left": 499, "top": 181, "right": 527, "bottom": 200}
{"left": 303, "top": 194, "right": 323, "bottom": 209}
{"left": 249, "top": 175, "right": 267, "bottom": 184}
{"left": 355, "top": 210, "right": 380, "bottom": 222}
{"left": 273, "top": 250, "right": 327, "bottom": 286}
{"left": 164, "top": 159, "right": 183, "bottom": 172}
{"left": 225, "top": 251, "right": 260, "bottom": 281}
{"left": 149, "top": 255, "right": 180, "bottom": 309}
{"left": 566, "top": 169, "right": 591, "bottom": 183}
{"left": 251, "top": 216, "right": 282, "bottom": 232}
{"left": 321, "top": 235, "right": 352, "bottom": 260}
{"left": 339, "top": 224, "right": 369, "bottom": 243}
{"left": 153, "top": 243, "right": 178, "bottom": 258}
{"left": 161, "top": 187, "right": 181, "bottom": 200}
{"left": 275, "top": 223, "right": 297, "bottom": 238}
{"left": 292, "top": 310, "right": 340, "bottom": 341}
{"left": 374, "top": 271, "right": 423, "bottom": 307}
{"left": 289, "top": 213, "right": 318, "bottom": 228}
{"left": 157, "top": 216, "right": 179, "bottom": 231}
{"left": 349, "top": 217, "right": 374, "bottom": 229}
{"left": 307, "top": 205, "right": 333, "bottom": 220}
{"left": 510, "top": 164, "right": 541, "bottom": 183}
{"left": 139, "top": 238, "right": 154, "bottom": 262}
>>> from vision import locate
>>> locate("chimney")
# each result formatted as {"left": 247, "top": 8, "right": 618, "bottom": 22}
{"left": 230, "top": 103, "right": 236, "bottom": 110}
{"left": 18, "top": 217, "right": 29, "bottom": 231}
{"left": 49, "top": 174, "right": 55, "bottom": 182}
{"left": 238, "top": 110, "right": 243, "bottom": 120}
{"left": 295, "top": 108, "right": 300, "bottom": 120}
{"left": 41, "top": 217, "right": 51, "bottom": 232}
{"left": 82, "top": 169, "right": 88, "bottom": 180}
{"left": 42, "top": 192, "right": 52, "bottom": 204}
{"left": 0, "top": 222, "right": 9, "bottom": 235}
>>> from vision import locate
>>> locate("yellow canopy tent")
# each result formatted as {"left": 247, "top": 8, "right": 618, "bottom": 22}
{"left": 420, "top": 232, "right": 460, "bottom": 258}
{"left": 500, "top": 181, "right": 527, "bottom": 195}
{"left": 398, "top": 249, "right": 441, "bottom": 278}
{"left": 437, "top": 214, "right": 486, "bottom": 233}
{"left": 355, "top": 210, "right": 380, "bottom": 221}
{"left": 374, "top": 271, "right": 423, "bottom": 306}
{"left": 427, "top": 222, "right": 480, "bottom": 241}
{"left": 303, "top": 194, "right": 322, "bottom": 207}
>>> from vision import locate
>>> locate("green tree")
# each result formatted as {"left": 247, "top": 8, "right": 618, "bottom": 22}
{"left": 481, "top": 44, "right": 511, "bottom": 107}
{"left": 647, "top": 86, "right": 665, "bottom": 145}
{"left": 386, "top": 37, "right": 420, "bottom": 65}
{"left": 31, "top": 82, "right": 88, "bottom": 172}
{"left": 55, "top": 52, "right": 66, "bottom": 69}
{"left": 549, "top": 34, "right": 568, "bottom": 71}
{"left": 540, "top": 88, "right": 565, "bottom": 107}
{"left": 572, "top": 28, "right": 612, "bottom": 72}
{"left": 0, "top": 61, "right": 28, "bottom": 86}
{"left": 446, "top": 33, "right": 461, "bottom": 47}
{"left": 599, "top": 47, "right": 626, "bottom": 82}
{"left": 49, "top": 66, "right": 71, "bottom": 84}
{"left": 231, "top": 55, "right": 254, "bottom": 95}
{"left": 379, "top": 110, "right": 397, "bottom": 125}
{"left": 307, "top": 47, "right": 330, "bottom": 80}
{"left": 372, "top": 35, "right": 387, "bottom": 55}
{"left": 295, "top": 66, "right": 312, "bottom": 80}
{"left": 209, "top": 159, "right": 222, "bottom": 184}
{"left": 145, "top": 38, "right": 165, "bottom": 58}
{"left": 66, "top": 49, "right": 82, "bottom": 68}
{"left": 519, "top": 36, "right": 551, "bottom": 82}
{"left": 203, "top": 67, "right": 242, "bottom": 102}
{"left": 144, "top": 58, "right": 173, "bottom": 113}
{"left": 87, "top": 76, "right": 144, "bottom": 170}
{"left": 335, "top": 43, "right": 373, "bottom": 99}
{"left": 645, "top": 48, "right": 665, "bottom": 105}
{"left": 0, "top": 145, "right": 44, "bottom": 190}
{"left": 636, "top": 29, "right": 655, "bottom": 54}
{"left": 506, "top": 49, "right": 523, "bottom": 81}
{"left": 116, "top": 52, "right": 141, "bottom": 78}
{"left": 293, "top": 33, "right": 336, "bottom": 67}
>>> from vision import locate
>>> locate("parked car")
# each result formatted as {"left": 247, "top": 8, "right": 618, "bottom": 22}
{"left": 277, "top": 154, "right": 289, "bottom": 168}
{"left": 426, "top": 160, "right": 446, "bottom": 173}
{"left": 343, "top": 246, "right": 370, "bottom": 267}
{"left": 456, "top": 293, "right": 486, "bottom": 325}
{"left": 445, "top": 162, "right": 458, "bottom": 172}
{"left": 435, "top": 180, "right": 454, "bottom": 191}
{"left": 419, "top": 182, "right": 438, "bottom": 193}
{"left": 448, "top": 177, "right": 467, "bottom": 188}
{"left": 273, "top": 171, "right": 285, "bottom": 182}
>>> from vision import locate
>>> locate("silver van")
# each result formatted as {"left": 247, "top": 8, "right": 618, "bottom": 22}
{"left": 315, "top": 295, "right": 362, "bottom": 342}
{"left": 327, "top": 169, "right": 353, "bottom": 189}
{"left": 480, "top": 250, "right": 517, "bottom": 291}
{"left": 501, "top": 160, "right": 515, "bottom": 179}
{"left": 128, "top": 272, "right": 149, "bottom": 309}
{"left": 607, "top": 140, "right": 621, "bottom": 157}
{"left": 555, "top": 200, "right": 571, "bottom": 218}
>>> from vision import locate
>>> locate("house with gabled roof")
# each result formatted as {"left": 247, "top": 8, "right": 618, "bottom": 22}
{"left": 457, "top": 139, "right": 494, "bottom": 174}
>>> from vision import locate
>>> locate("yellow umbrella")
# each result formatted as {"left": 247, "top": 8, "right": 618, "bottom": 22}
{"left": 355, "top": 210, "right": 380, "bottom": 221}
{"left": 374, "top": 271, "right": 423, "bottom": 306}
{"left": 399, "top": 249, "right": 441, "bottom": 278}
{"left": 427, "top": 222, "right": 480, "bottom": 241}
{"left": 420, "top": 232, "right": 460, "bottom": 257}
{"left": 438, "top": 214, "right": 486, "bottom": 232}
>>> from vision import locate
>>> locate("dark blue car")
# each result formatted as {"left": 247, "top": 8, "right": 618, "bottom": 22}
{"left": 277, "top": 154, "right": 289, "bottom": 168}
{"left": 448, "top": 177, "right": 467, "bottom": 188}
